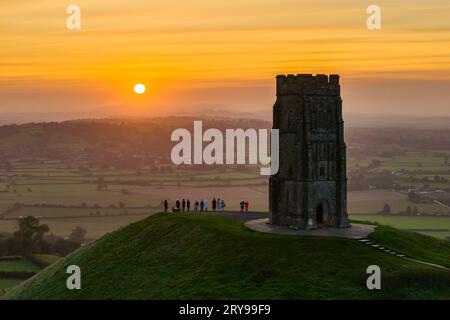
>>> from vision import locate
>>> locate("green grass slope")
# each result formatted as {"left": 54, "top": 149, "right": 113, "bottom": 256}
{"left": 4, "top": 213, "right": 450, "bottom": 300}
{"left": 369, "top": 226, "right": 450, "bottom": 268}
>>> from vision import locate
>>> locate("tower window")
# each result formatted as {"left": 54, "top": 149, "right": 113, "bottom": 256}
{"left": 319, "top": 166, "right": 325, "bottom": 178}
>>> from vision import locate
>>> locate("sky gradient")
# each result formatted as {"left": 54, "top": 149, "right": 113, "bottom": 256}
{"left": 1, "top": 0, "right": 450, "bottom": 120}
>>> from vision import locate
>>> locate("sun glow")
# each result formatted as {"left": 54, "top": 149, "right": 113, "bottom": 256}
{"left": 134, "top": 83, "right": 146, "bottom": 95}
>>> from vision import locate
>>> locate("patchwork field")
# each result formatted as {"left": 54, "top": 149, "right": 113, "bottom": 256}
{"left": 0, "top": 257, "right": 42, "bottom": 291}
{"left": 0, "top": 214, "right": 154, "bottom": 239}
{"left": 347, "top": 190, "right": 446, "bottom": 214}
{"left": 0, "top": 152, "right": 449, "bottom": 240}
{"left": 0, "top": 184, "right": 448, "bottom": 239}
{"left": 375, "top": 155, "right": 449, "bottom": 172}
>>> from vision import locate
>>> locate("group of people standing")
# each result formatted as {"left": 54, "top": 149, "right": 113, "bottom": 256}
{"left": 163, "top": 198, "right": 226, "bottom": 213}
{"left": 240, "top": 200, "right": 250, "bottom": 212}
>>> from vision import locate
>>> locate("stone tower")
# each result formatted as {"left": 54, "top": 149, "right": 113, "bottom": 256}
{"left": 269, "top": 74, "right": 350, "bottom": 229}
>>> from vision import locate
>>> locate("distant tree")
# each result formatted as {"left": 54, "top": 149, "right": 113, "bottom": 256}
{"left": 14, "top": 216, "right": 49, "bottom": 254}
{"left": 69, "top": 226, "right": 87, "bottom": 243}
{"left": 379, "top": 203, "right": 391, "bottom": 215}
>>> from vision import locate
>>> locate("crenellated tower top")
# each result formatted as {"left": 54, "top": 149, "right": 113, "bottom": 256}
{"left": 276, "top": 74, "right": 340, "bottom": 96}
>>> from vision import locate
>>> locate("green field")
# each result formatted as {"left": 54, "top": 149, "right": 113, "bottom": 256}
{"left": 0, "top": 188, "right": 447, "bottom": 240}
{"left": 0, "top": 214, "right": 154, "bottom": 239}
{"left": 4, "top": 213, "right": 450, "bottom": 300}
{"left": 0, "top": 255, "right": 60, "bottom": 292}
{"left": 0, "top": 257, "right": 41, "bottom": 292}
{"left": 0, "top": 183, "right": 164, "bottom": 209}
{"left": 347, "top": 190, "right": 447, "bottom": 215}
{"left": 351, "top": 214, "right": 450, "bottom": 239}
{"left": 349, "top": 152, "right": 450, "bottom": 190}
{"left": 1, "top": 152, "right": 449, "bottom": 242}
{"left": 376, "top": 155, "right": 449, "bottom": 172}
{"left": 0, "top": 258, "right": 40, "bottom": 273}
{"left": 0, "top": 278, "right": 23, "bottom": 290}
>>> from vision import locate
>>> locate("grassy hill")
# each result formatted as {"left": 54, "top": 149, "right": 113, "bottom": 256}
{"left": 3, "top": 213, "right": 450, "bottom": 299}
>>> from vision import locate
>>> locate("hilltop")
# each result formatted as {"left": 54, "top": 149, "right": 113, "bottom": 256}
{"left": 4, "top": 213, "right": 449, "bottom": 299}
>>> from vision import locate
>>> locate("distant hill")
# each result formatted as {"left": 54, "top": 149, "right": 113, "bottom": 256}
{"left": 0, "top": 117, "right": 271, "bottom": 164}
{"left": 345, "top": 113, "right": 450, "bottom": 130}
{"left": 0, "top": 117, "right": 449, "bottom": 165}
{"left": 4, "top": 213, "right": 449, "bottom": 299}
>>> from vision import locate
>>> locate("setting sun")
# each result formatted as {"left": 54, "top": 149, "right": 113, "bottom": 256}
{"left": 134, "top": 83, "right": 146, "bottom": 95}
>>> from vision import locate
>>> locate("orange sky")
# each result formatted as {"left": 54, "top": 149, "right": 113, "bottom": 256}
{"left": 1, "top": 0, "right": 450, "bottom": 119}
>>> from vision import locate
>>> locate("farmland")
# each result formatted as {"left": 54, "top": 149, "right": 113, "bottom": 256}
{"left": 0, "top": 256, "right": 48, "bottom": 292}
{"left": 0, "top": 119, "right": 449, "bottom": 240}
{"left": 347, "top": 190, "right": 446, "bottom": 215}
{"left": 0, "top": 258, "right": 40, "bottom": 273}
{"left": 351, "top": 214, "right": 450, "bottom": 239}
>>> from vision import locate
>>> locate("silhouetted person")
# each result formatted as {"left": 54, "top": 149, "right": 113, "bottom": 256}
{"left": 164, "top": 200, "right": 168, "bottom": 212}
{"left": 187, "top": 199, "right": 191, "bottom": 212}
{"left": 182, "top": 198, "right": 186, "bottom": 212}
{"left": 245, "top": 200, "right": 249, "bottom": 212}
{"left": 194, "top": 200, "right": 199, "bottom": 212}
{"left": 240, "top": 200, "right": 245, "bottom": 212}
{"left": 212, "top": 198, "right": 217, "bottom": 211}
{"left": 200, "top": 200, "right": 204, "bottom": 212}
{"left": 175, "top": 199, "right": 181, "bottom": 211}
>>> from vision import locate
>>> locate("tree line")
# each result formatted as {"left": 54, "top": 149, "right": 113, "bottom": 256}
{"left": 0, "top": 217, "right": 86, "bottom": 257}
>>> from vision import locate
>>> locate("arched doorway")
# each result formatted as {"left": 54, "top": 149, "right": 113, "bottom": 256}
{"left": 316, "top": 203, "right": 324, "bottom": 225}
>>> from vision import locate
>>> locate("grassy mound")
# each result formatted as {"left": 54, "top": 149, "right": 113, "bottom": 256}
{"left": 4, "top": 213, "right": 450, "bottom": 299}
{"left": 369, "top": 226, "right": 450, "bottom": 268}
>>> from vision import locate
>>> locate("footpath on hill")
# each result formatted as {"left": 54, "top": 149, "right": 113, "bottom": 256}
{"left": 205, "top": 210, "right": 449, "bottom": 271}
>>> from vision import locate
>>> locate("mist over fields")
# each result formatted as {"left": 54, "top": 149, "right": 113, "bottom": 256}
{"left": 0, "top": 116, "right": 448, "bottom": 242}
